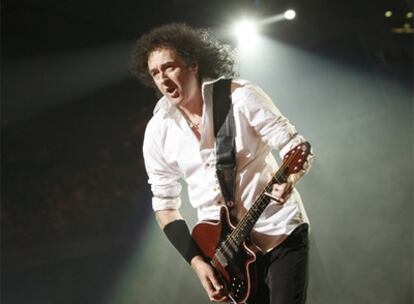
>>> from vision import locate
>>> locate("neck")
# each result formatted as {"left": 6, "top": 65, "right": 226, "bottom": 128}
{"left": 178, "top": 88, "right": 203, "bottom": 119}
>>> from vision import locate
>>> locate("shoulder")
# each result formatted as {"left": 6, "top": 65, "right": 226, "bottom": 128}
{"left": 143, "top": 104, "right": 175, "bottom": 152}
{"left": 203, "top": 77, "right": 275, "bottom": 109}
{"left": 231, "top": 79, "right": 276, "bottom": 111}
{"left": 146, "top": 95, "right": 178, "bottom": 130}
{"left": 231, "top": 79, "right": 268, "bottom": 98}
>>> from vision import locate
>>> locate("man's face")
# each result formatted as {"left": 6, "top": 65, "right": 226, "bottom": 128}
{"left": 148, "top": 48, "right": 200, "bottom": 107}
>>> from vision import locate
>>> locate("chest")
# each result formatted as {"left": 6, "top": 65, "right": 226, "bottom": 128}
{"left": 162, "top": 110, "right": 265, "bottom": 178}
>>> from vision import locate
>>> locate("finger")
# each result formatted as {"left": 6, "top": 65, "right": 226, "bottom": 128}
{"left": 211, "top": 295, "right": 227, "bottom": 302}
{"left": 208, "top": 287, "right": 225, "bottom": 302}
{"left": 210, "top": 288, "right": 227, "bottom": 302}
{"left": 207, "top": 272, "right": 223, "bottom": 291}
{"left": 279, "top": 183, "right": 287, "bottom": 192}
{"left": 202, "top": 281, "right": 216, "bottom": 300}
{"left": 198, "top": 274, "right": 215, "bottom": 294}
{"left": 210, "top": 290, "right": 223, "bottom": 300}
{"left": 274, "top": 182, "right": 287, "bottom": 190}
{"left": 264, "top": 191, "right": 277, "bottom": 200}
{"left": 272, "top": 185, "right": 283, "bottom": 199}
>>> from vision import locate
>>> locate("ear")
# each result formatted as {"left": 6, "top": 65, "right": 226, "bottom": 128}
{"left": 189, "top": 62, "right": 198, "bottom": 74}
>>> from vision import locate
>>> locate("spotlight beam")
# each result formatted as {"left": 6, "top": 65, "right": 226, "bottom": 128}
{"left": 258, "top": 10, "right": 296, "bottom": 26}
{"left": 258, "top": 14, "right": 285, "bottom": 25}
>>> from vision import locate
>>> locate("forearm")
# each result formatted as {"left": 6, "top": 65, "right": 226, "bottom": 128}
{"left": 155, "top": 209, "right": 183, "bottom": 229}
{"left": 156, "top": 209, "right": 203, "bottom": 264}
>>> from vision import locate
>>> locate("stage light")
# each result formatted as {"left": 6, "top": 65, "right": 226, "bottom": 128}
{"left": 233, "top": 19, "right": 258, "bottom": 39}
{"left": 284, "top": 10, "right": 296, "bottom": 20}
{"left": 385, "top": 11, "right": 392, "bottom": 18}
{"left": 233, "top": 19, "right": 259, "bottom": 49}
{"left": 407, "top": 12, "right": 413, "bottom": 18}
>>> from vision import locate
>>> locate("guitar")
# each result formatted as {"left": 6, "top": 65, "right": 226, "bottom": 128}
{"left": 192, "top": 142, "right": 312, "bottom": 303}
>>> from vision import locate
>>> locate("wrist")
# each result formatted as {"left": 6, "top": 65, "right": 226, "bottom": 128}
{"left": 190, "top": 255, "right": 205, "bottom": 268}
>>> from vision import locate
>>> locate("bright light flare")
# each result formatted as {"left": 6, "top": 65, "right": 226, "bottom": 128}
{"left": 233, "top": 19, "right": 258, "bottom": 39}
{"left": 233, "top": 19, "right": 259, "bottom": 50}
{"left": 284, "top": 10, "right": 296, "bottom": 20}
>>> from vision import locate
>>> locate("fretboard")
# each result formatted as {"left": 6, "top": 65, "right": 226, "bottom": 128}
{"left": 226, "top": 166, "right": 288, "bottom": 248}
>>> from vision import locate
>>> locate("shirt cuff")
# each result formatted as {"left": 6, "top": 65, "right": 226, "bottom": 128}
{"left": 152, "top": 196, "right": 182, "bottom": 211}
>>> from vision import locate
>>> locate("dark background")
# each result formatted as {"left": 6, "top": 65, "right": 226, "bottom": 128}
{"left": 2, "top": 0, "right": 413, "bottom": 303}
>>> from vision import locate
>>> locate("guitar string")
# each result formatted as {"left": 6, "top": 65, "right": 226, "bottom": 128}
{"left": 221, "top": 166, "right": 286, "bottom": 249}
{"left": 230, "top": 143, "right": 310, "bottom": 239}
{"left": 211, "top": 160, "right": 289, "bottom": 266}
{"left": 211, "top": 143, "right": 309, "bottom": 267}
{"left": 230, "top": 148, "right": 303, "bottom": 242}
{"left": 212, "top": 152, "right": 294, "bottom": 266}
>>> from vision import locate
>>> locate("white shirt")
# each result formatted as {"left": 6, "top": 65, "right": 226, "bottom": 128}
{"left": 143, "top": 77, "right": 310, "bottom": 250}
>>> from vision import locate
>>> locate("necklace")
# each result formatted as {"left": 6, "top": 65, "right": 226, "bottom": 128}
{"left": 179, "top": 105, "right": 202, "bottom": 130}
{"left": 180, "top": 111, "right": 201, "bottom": 129}
{"left": 185, "top": 118, "right": 200, "bottom": 129}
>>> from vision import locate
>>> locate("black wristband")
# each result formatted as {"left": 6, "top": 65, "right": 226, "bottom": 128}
{"left": 163, "top": 219, "right": 203, "bottom": 264}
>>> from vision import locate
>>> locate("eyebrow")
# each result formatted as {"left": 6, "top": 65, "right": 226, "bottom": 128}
{"left": 149, "top": 60, "right": 176, "bottom": 75}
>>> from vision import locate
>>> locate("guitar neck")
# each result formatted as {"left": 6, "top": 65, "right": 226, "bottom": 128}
{"left": 219, "top": 142, "right": 310, "bottom": 252}
{"left": 229, "top": 166, "right": 288, "bottom": 247}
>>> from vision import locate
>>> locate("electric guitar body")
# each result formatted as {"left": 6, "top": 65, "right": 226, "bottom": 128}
{"left": 192, "top": 206, "right": 260, "bottom": 304}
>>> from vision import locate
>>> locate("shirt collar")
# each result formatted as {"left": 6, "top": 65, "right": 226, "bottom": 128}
{"left": 152, "top": 76, "right": 226, "bottom": 116}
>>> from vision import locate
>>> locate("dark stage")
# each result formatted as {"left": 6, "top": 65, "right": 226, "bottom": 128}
{"left": 1, "top": 0, "right": 413, "bottom": 303}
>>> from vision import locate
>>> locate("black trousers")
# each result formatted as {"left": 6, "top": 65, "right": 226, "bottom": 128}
{"left": 247, "top": 223, "right": 309, "bottom": 304}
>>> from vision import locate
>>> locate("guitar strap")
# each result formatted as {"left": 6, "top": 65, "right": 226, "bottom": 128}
{"left": 213, "top": 78, "right": 237, "bottom": 217}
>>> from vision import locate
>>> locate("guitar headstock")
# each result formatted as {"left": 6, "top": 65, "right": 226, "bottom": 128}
{"left": 282, "top": 142, "right": 312, "bottom": 175}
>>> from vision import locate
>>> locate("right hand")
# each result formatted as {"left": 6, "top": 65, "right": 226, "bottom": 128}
{"left": 190, "top": 256, "right": 226, "bottom": 302}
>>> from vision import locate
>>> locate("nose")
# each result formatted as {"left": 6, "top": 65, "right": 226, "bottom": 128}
{"left": 157, "top": 67, "right": 169, "bottom": 80}
{"left": 160, "top": 71, "right": 168, "bottom": 82}
{"left": 153, "top": 70, "right": 168, "bottom": 90}
{"left": 159, "top": 71, "right": 171, "bottom": 88}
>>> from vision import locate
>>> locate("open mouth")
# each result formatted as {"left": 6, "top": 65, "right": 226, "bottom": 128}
{"left": 166, "top": 87, "right": 179, "bottom": 98}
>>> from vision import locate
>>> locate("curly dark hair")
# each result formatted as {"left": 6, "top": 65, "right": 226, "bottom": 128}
{"left": 131, "top": 23, "right": 237, "bottom": 88}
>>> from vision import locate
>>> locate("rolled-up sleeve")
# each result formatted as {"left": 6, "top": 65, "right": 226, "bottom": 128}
{"left": 142, "top": 119, "right": 182, "bottom": 211}
{"left": 237, "top": 84, "right": 312, "bottom": 172}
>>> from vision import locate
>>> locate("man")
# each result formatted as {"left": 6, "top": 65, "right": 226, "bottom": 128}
{"left": 132, "top": 23, "right": 313, "bottom": 304}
